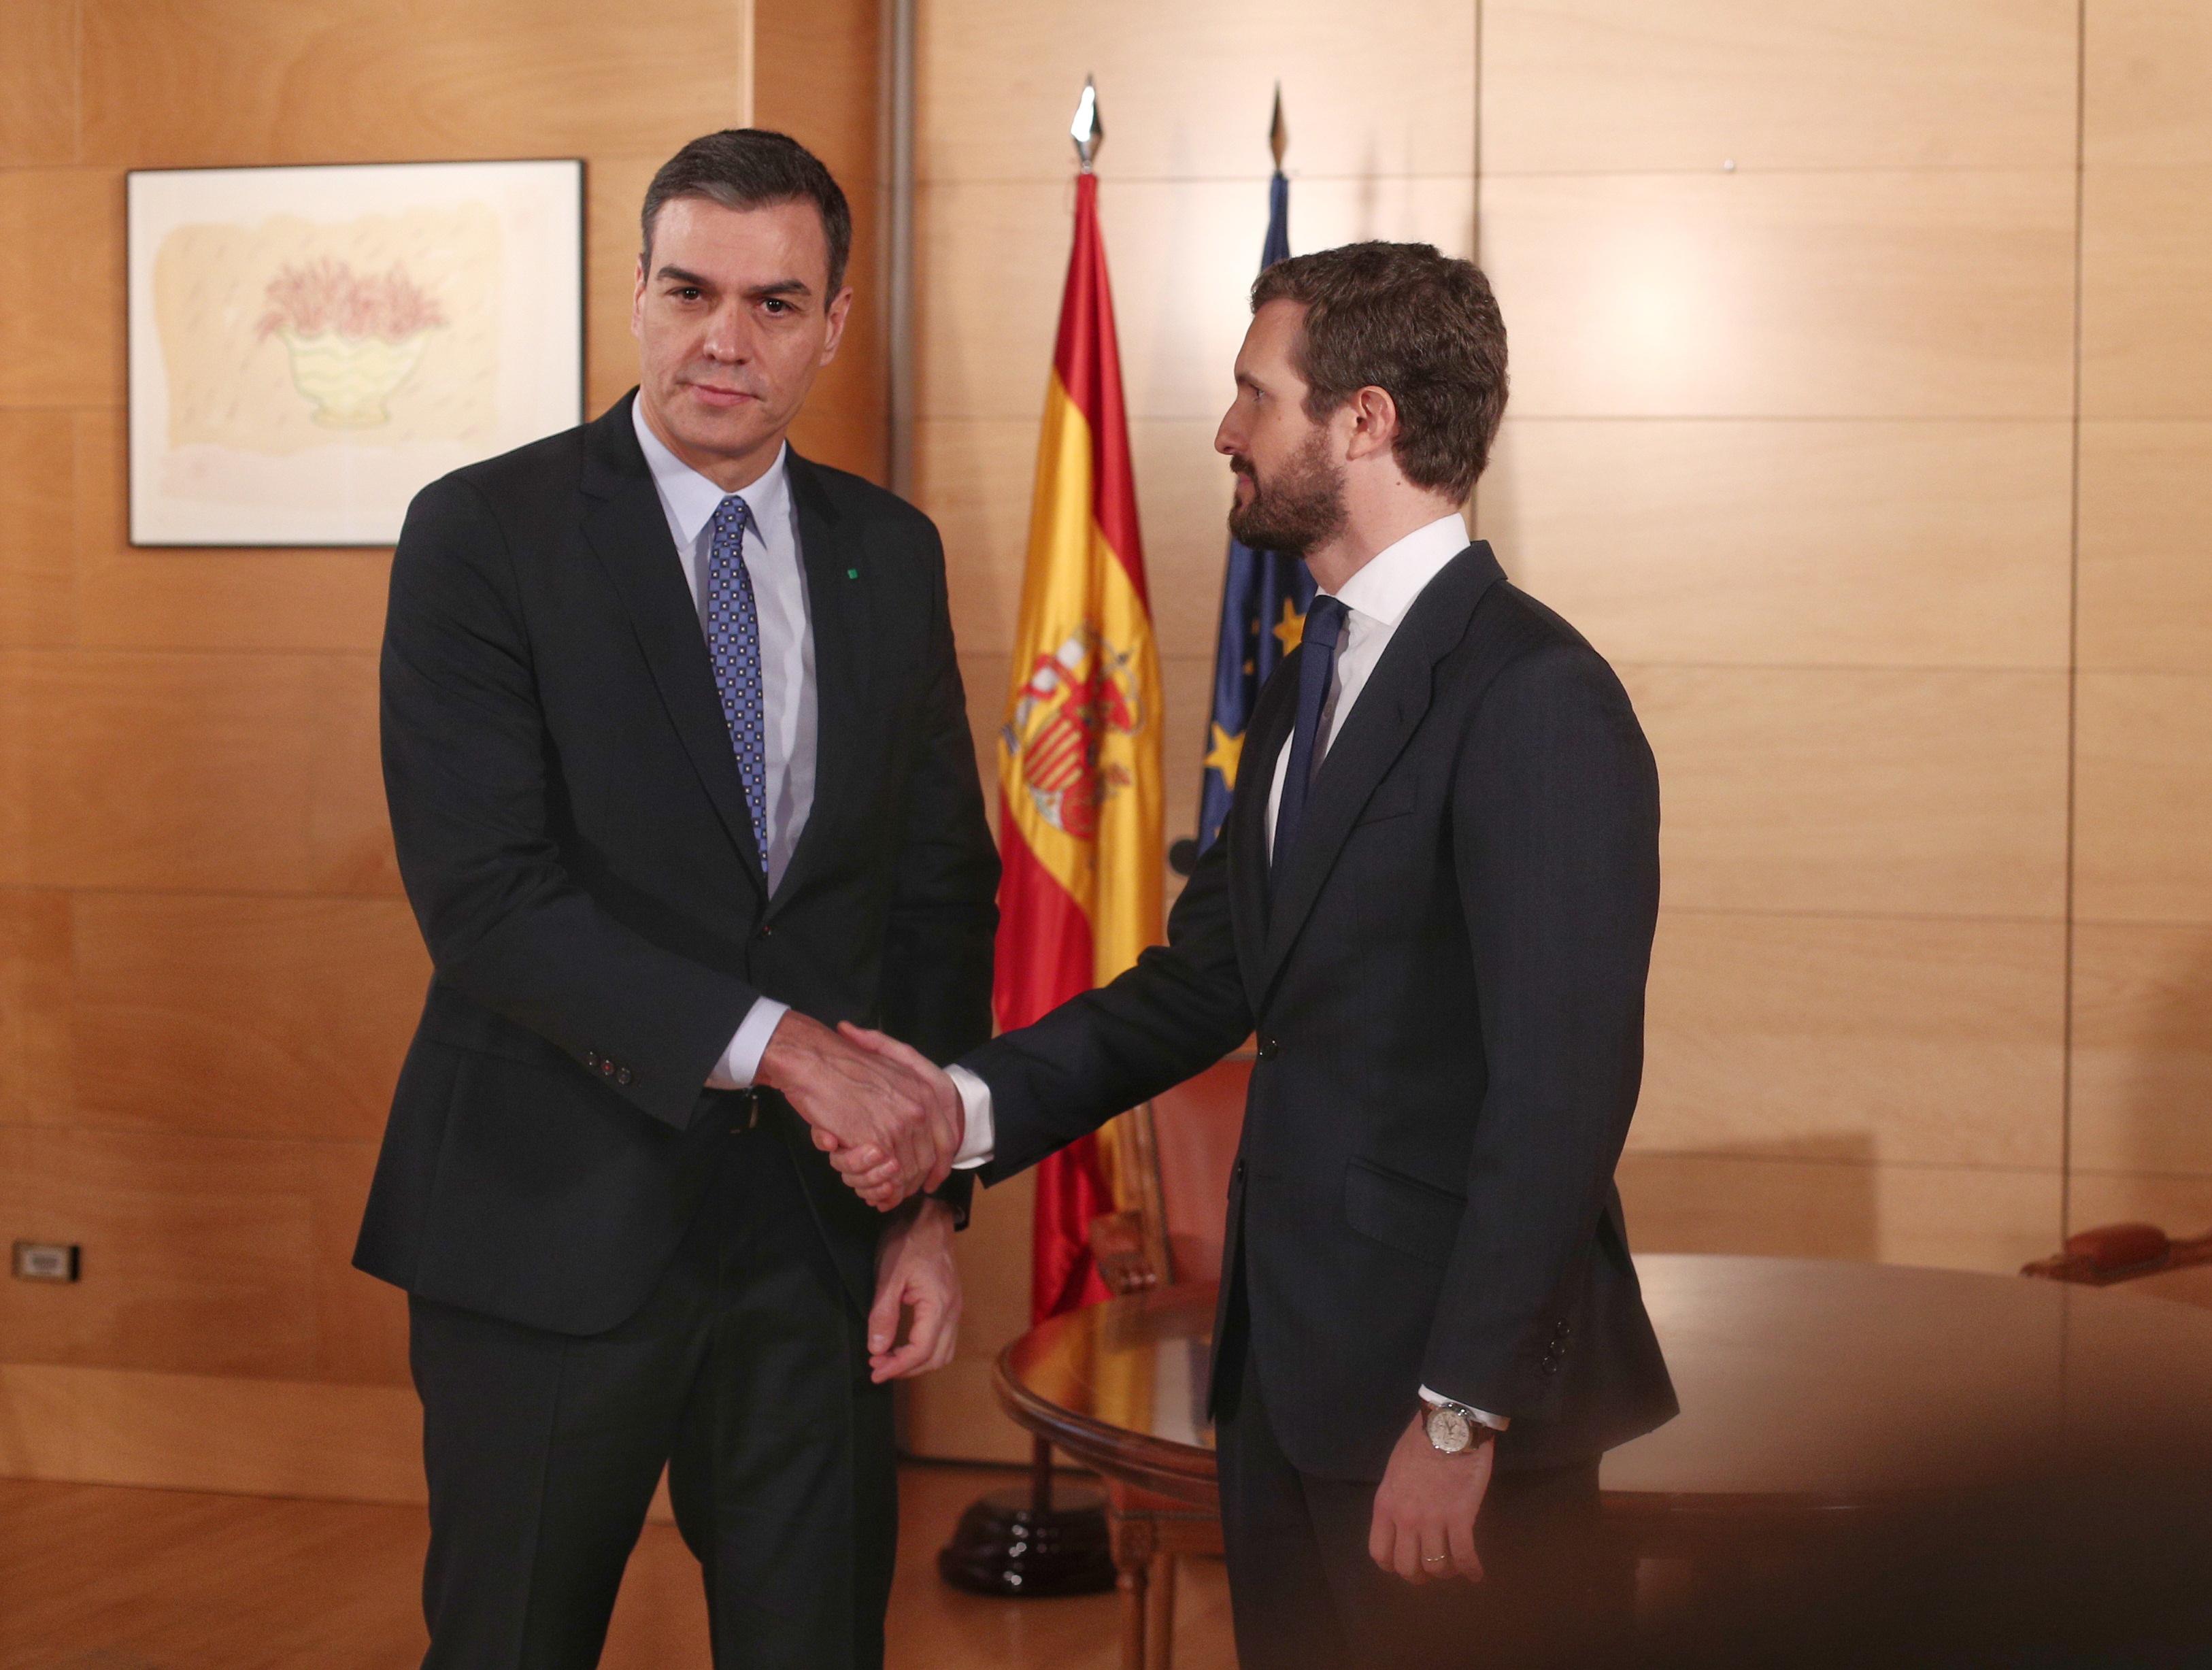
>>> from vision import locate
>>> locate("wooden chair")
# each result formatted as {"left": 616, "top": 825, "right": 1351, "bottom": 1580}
{"left": 2022, "top": 1221, "right": 2212, "bottom": 1309}
{"left": 1084, "top": 1052, "right": 1251, "bottom": 1670}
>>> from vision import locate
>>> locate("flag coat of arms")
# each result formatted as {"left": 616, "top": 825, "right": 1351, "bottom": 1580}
{"left": 994, "top": 168, "right": 1164, "bottom": 1323}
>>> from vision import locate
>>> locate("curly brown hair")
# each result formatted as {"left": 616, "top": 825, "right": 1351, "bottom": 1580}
{"left": 1251, "top": 242, "right": 1508, "bottom": 501}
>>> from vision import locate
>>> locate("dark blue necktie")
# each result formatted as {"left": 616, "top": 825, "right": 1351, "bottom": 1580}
{"left": 1272, "top": 594, "right": 1348, "bottom": 877}
{"left": 703, "top": 495, "right": 770, "bottom": 870}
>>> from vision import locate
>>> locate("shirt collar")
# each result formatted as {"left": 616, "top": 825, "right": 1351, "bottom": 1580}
{"left": 631, "top": 395, "right": 790, "bottom": 548}
{"left": 1326, "top": 513, "right": 1472, "bottom": 630}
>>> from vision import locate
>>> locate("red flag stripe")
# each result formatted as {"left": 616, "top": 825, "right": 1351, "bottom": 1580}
{"left": 1050, "top": 173, "right": 1149, "bottom": 611}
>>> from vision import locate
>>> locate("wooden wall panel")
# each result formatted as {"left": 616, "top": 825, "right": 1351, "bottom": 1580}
{"left": 1481, "top": 419, "right": 2074, "bottom": 670}
{"left": 0, "top": 411, "right": 76, "bottom": 647}
{"left": 0, "top": 651, "right": 392, "bottom": 896}
{"left": 756, "top": 0, "right": 887, "bottom": 479}
{"left": 0, "top": 1364, "right": 424, "bottom": 1504}
{"left": 0, "top": 1127, "right": 320, "bottom": 1380}
{"left": 1638, "top": 912, "right": 2066, "bottom": 1170}
{"left": 0, "top": 169, "right": 122, "bottom": 410}
{"left": 915, "top": 175, "right": 1475, "bottom": 422}
{"left": 2068, "top": 1, "right": 2212, "bottom": 1246}
{"left": 2074, "top": 673, "right": 2212, "bottom": 925}
{"left": 78, "top": 0, "right": 750, "bottom": 169}
{"left": 1480, "top": 0, "right": 2077, "bottom": 175}
{"left": 0, "top": 0, "right": 78, "bottom": 169}
{"left": 0, "top": 892, "right": 73, "bottom": 1127}
{"left": 584, "top": 154, "right": 660, "bottom": 418}
{"left": 1619, "top": 1152, "right": 2062, "bottom": 1274}
{"left": 1479, "top": 171, "right": 2077, "bottom": 418}
{"left": 69, "top": 896, "right": 428, "bottom": 1144}
{"left": 2066, "top": 1171, "right": 2212, "bottom": 1240}
{"left": 71, "top": 411, "right": 390, "bottom": 654}
{"left": 2077, "top": 422, "right": 2212, "bottom": 675}
{"left": 1622, "top": 667, "right": 2070, "bottom": 920}
{"left": 2070, "top": 923, "right": 2212, "bottom": 1178}
{"left": 916, "top": 0, "right": 1475, "bottom": 182}
{"left": 2084, "top": 0, "right": 2212, "bottom": 167}
{"left": 2080, "top": 165, "right": 2212, "bottom": 418}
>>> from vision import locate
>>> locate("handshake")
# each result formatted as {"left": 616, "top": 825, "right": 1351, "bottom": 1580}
{"left": 754, "top": 1011, "right": 967, "bottom": 1212}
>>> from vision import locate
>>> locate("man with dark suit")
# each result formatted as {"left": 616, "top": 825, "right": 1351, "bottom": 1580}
{"left": 354, "top": 130, "right": 996, "bottom": 1669}
{"left": 839, "top": 242, "right": 1677, "bottom": 1668}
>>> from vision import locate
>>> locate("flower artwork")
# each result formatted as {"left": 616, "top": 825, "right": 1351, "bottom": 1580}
{"left": 256, "top": 259, "right": 450, "bottom": 428}
{"left": 128, "top": 159, "right": 582, "bottom": 545}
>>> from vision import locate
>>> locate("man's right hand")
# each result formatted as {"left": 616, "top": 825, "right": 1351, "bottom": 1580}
{"left": 754, "top": 1012, "right": 960, "bottom": 1209}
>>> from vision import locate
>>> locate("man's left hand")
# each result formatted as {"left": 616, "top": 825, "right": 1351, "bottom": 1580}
{"left": 867, "top": 1196, "right": 962, "bottom": 1382}
{"left": 1369, "top": 1409, "right": 1494, "bottom": 1584}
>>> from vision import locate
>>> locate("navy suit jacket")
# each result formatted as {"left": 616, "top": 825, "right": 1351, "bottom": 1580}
{"left": 965, "top": 543, "right": 1676, "bottom": 1480}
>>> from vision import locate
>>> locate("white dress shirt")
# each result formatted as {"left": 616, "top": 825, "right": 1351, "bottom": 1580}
{"left": 945, "top": 512, "right": 1503, "bottom": 1426}
{"left": 631, "top": 400, "right": 814, "bottom": 1089}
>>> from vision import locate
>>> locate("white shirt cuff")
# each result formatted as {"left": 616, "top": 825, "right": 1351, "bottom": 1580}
{"left": 945, "top": 1064, "right": 995, "bottom": 1169}
{"left": 707, "top": 997, "right": 790, "bottom": 1090}
{"left": 1420, "top": 1386, "right": 1509, "bottom": 1431}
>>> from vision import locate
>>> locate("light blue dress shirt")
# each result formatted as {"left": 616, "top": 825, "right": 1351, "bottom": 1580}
{"left": 631, "top": 399, "right": 814, "bottom": 1088}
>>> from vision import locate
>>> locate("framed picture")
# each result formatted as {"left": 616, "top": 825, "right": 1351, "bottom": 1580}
{"left": 127, "top": 158, "right": 584, "bottom": 547}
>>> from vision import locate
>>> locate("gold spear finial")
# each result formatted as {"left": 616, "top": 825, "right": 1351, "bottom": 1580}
{"left": 1071, "top": 75, "right": 1103, "bottom": 173}
{"left": 1270, "top": 83, "right": 1288, "bottom": 171}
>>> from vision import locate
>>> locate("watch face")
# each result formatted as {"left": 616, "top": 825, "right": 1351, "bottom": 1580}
{"left": 1427, "top": 1407, "right": 1472, "bottom": 1454}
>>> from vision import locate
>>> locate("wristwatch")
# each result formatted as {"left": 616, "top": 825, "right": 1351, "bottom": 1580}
{"left": 1423, "top": 1400, "right": 1494, "bottom": 1456}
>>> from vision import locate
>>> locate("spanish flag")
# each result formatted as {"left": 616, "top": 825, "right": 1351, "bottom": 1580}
{"left": 994, "top": 168, "right": 1164, "bottom": 1324}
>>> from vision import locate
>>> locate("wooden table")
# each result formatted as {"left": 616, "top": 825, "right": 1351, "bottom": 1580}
{"left": 995, "top": 1254, "right": 2212, "bottom": 1668}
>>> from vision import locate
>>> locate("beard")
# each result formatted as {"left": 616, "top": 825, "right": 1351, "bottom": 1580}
{"left": 1228, "top": 428, "right": 1347, "bottom": 554}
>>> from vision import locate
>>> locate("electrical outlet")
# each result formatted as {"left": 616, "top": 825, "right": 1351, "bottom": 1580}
{"left": 12, "top": 1241, "right": 80, "bottom": 1283}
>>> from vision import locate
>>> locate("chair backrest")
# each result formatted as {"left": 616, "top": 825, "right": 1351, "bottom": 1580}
{"left": 1146, "top": 1052, "right": 1253, "bottom": 1286}
{"left": 2021, "top": 1221, "right": 2212, "bottom": 1310}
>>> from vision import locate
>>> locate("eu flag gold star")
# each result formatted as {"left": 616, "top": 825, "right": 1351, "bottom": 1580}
{"left": 1204, "top": 722, "right": 1245, "bottom": 786}
{"left": 1273, "top": 597, "right": 1307, "bottom": 654}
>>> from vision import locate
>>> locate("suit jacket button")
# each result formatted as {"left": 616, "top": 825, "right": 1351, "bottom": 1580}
{"left": 616, "top": 1068, "right": 633, "bottom": 1086}
{"left": 1257, "top": 1036, "right": 1281, "bottom": 1060}
{"left": 585, "top": 1050, "right": 599, "bottom": 1069}
{"left": 756, "top": 922, "right": 775, "bottom": 940}
{"left": 599, "top": 1059, "right": 614, "bottom": 1076}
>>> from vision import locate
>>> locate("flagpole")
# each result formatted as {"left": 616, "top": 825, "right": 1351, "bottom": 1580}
{"left": 937, "top": 75, "right": 1123, "bottom": 1603}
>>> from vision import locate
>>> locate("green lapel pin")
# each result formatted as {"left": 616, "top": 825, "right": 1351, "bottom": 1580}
{"left": 845, "top": 567, "right": 859, "bottom": 580}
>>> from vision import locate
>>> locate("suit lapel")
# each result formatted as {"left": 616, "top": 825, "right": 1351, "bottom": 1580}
{"left": 769, "top": 452, "right": 871, "bottom": 910}
{"left": 579, "top": 393, "right": 767, "bottom": 891}
{"left": 1257, "top": 543, "right": 1505, "bottom": 999}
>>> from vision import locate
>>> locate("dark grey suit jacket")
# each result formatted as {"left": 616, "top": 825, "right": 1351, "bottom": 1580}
{"left": 966, "top": 541, "right": 1676, "bottom": 1480}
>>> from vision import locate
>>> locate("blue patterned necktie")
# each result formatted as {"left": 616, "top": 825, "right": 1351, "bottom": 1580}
{"left": 704, "top": 495, "right": 770, "bottom": 870}
{"left": 1272, "top": 593, "right": 1349, "bottom": 878}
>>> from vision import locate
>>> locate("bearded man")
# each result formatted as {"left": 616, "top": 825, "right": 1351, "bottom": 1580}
{"left": 837, "top": 241, "right": 1677, "bottom": 1669}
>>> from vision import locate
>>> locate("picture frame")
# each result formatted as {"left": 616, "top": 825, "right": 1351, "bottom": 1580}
{"left": 127, "top": 157, "right": 586, "bottom": 547}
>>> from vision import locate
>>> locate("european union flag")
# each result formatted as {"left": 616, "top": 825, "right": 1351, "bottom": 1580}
{"left": 1195, "top": 169, "right": 1314, "bottom": 854}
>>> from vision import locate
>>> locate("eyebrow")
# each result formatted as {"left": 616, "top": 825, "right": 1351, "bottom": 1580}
{"left": 653, "top": 265, "right": 814, "bottom": 302}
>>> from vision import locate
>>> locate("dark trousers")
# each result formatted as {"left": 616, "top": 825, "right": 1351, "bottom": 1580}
{"left": 1215, "top": 1312, "right": 1630, "bottom": 1670}
{"left": 407, "top": 1120, "right": 895, "bottom": 1670}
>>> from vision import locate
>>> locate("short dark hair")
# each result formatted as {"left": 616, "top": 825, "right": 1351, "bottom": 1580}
{"left": 1250, "top": 242, "right": 1509, "bottom": 501}
{"left": 641, "top": 129, "right": 854, "bottom": 294}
